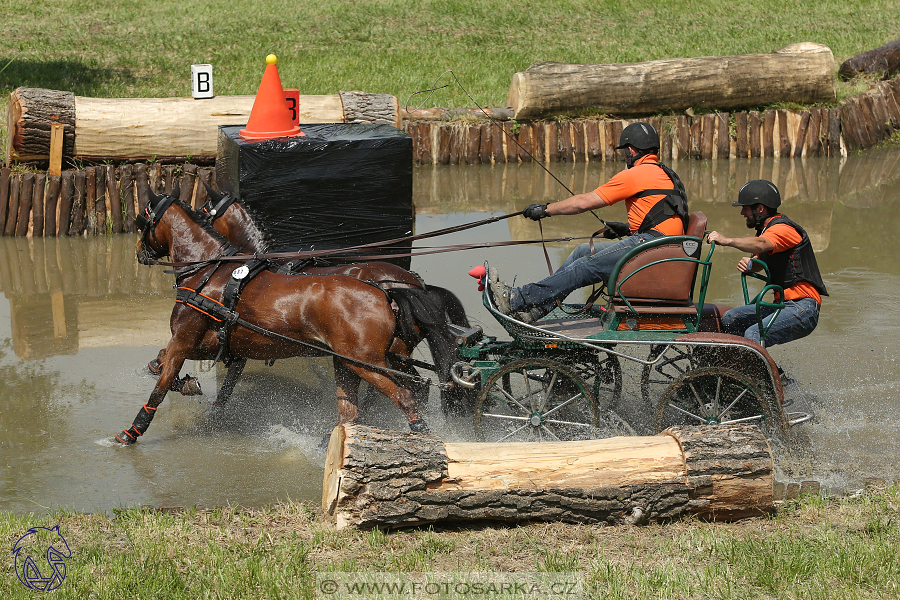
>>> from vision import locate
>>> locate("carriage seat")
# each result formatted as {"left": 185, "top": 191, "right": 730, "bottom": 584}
{"left": 608, "top": 211, "right": 708, "bottom": 310}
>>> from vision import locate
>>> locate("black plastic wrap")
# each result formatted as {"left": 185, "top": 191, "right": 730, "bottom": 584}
{"left": 216, "top": 124, "right": 413, "bottom": 267}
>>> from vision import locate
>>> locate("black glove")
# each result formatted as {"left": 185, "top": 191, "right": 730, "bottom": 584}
{"left": 523, "top": 203, "right": 550, "bottom": 221}
{"left": 602, "top": 221, "right": 631, "bottom": 238}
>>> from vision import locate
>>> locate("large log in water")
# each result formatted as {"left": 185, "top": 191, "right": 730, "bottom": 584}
{"left": 840, "top": 38, "right": 900, "bottom": 81}
{"left": 507, "top": 43, "right": 836, "bottom": 120}
{"left": 6, "top": 89, "right": 399, "bottom": 163}
{"left": 323, "top": 424, "right": 774, "bottom": 530}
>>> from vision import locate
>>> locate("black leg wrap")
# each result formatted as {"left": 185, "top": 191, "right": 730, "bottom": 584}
{"left": 114, "top": 405, "right": 157, "bottom": 445}
{"left": 408, "top": 417, "right": 430, "bottom": 433}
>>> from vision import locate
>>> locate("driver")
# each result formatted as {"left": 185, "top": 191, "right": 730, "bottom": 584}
{"left": 707, "top": 179, "right": 827, "bottom": 348}
{"left": 489, "top": 122, "right": 688, "bottom": 323}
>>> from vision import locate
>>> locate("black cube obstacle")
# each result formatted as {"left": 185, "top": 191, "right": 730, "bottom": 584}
{"left": 216, "top": 123, "right": 413, "bottom": 269}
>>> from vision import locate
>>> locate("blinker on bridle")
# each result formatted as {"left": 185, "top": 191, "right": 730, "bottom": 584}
{"left": 199, "top": 181, "right": 237, "bottom": 220}
{"left": 137, "top": 191, "right": 178, "bottom": 262}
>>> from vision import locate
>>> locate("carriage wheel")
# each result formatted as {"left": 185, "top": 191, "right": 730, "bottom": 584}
{"left": 474, "top": 358, "right": 600, "bottom": 442}
{"left": 655, "top": 367, "right": 771, "bottom": 432}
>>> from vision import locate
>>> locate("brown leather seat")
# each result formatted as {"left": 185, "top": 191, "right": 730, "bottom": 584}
{"left": 612, "top": 211, "right": 708, "bottom": 305}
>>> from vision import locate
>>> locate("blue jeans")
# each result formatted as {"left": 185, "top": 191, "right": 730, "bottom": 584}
{"left": 721, "top": 297, "right": 820, "bottom": 347}
{"left": 510, "top": 232, "right": 662, "bottom": 311}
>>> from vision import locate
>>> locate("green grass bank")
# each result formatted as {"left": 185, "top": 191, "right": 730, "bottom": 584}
{"left": 2, "top": 0, "right": 900, "bottom": 109}
{"left": 2, "top": 488, "right": 900, "bottom": 599}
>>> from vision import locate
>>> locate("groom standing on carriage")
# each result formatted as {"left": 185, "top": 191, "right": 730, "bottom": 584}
{"left": 488, "top": 122, "right": 689, "bottom": 322}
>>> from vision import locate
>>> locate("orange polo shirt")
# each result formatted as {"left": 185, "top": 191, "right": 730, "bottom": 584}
{"left": 594, "top": 154, "right": 685, "bottom": 236}
{"left": 757, "top": 216, "right": 821, "bottom": 303}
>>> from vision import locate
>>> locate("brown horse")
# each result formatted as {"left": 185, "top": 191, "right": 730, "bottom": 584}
{"left": 152, "top": 184, "right": 473, "bottom": 413}
{"left": 116, "top": 191, "right": 433, "bottom": 444}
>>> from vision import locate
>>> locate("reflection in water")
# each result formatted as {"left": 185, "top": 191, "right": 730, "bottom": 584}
{"left": 2, "top": 150, "right": 900, "bottom": 514}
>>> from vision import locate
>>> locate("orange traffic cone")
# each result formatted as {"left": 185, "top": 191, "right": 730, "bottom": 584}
{"left": 239, "top": 54, "right": 305, "bottom": 141}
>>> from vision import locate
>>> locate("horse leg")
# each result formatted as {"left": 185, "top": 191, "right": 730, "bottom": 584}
{"left": 333, "top": 357, "right": 361, "bottom": 426}
{"left": 148, "top": 348, "right": 166, "bottom": 375}
{"left": 115, "top": 346, "right": 189, "bottom": 445}
{"left": 346, "top": 362, "right": 429, "bottom": 433}
{"left": 214, "top": 358, "right": 247, "bottom": 407}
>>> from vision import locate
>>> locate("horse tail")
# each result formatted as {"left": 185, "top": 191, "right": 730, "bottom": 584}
{"left": 387, "top": 288, "right": 459, "bottom": 384}
{"left": 388, "top": 287, "right": 477, "bottom": 415}
{"left": 423, "top": 284, "right": 470, "bottom": 328}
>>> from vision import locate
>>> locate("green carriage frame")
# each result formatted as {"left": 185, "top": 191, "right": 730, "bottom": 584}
{"left": 450, "top": 212, "right": 813, "bottom": 443}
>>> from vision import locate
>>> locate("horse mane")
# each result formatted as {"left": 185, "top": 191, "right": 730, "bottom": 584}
{"left": 175, "top": 199, "right": 233, "bottom": 248}
{"left": 230, "top": 198, "right": 273, "bottom": 253}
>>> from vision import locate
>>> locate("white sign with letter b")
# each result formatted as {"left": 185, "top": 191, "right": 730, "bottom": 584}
{"left": 191, "top": 64, "right": 214, "bottom": 99}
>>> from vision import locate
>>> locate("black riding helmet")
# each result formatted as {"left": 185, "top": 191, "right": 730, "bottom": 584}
{"left": 733, "top": 179, "right": 781, "bottom": 210}
{"left": 615, "top": 122, "right": 660, "bottom": 151}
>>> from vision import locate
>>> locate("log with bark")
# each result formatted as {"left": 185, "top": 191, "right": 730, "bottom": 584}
{"left": 507, "top": 43, "right": 836, "bottom": 120}
{"left": 323, "top": 424, "right": 774, "bottom": 530}
{"left": 6, "top": 89, "right": 400, "bottom": 163}
{"left": 839, "top": 38, "right": 900, "bottom": 81}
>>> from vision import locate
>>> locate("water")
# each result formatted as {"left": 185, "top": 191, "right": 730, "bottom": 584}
{"left": 3, "top": 150, "right": 900, "bottom": 515}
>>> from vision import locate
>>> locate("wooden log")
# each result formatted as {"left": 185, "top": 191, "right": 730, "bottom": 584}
{"left": 584, "top": 119, "right": 603, "bottom": 161}
{"left": 507, "top": 43, "right": 835, "bottom": 119}
{"left": 675, "top": 116, "right": 689, "bottom": 160}
{"left": 71, "top": 170, "right": 86, "bottom": 235}
{"left": 162, "top": 165, "right": 176, "bottom": 195}
{"left": 84, "top": 166, "right": 96, "bottom": 235}
{"left": 323, "top": 424, "right": 774, "bottom": 530}
{"left": 762, "top": 111, "right": 776, "bottom": 157}
{"left": 502, "top": 122, "right": 516, "bottom": 163}
{"left": 106, "top": 165, "right": 123, "bottom": 233}
{"left": 806, "top": 107, "right": 822, "bottom": 157}
{"left": 777, "top": 110, "right": 792, "bottom": 158}
{"left": 4, "top": 175, "right": 20, "bottom": 236}
{"left": 339, "top": 90, "right": 401, "bottom": 128}
{"left": 558, "top": 121, "right": 574, "bottom": 162}
{"left": 532, "top": 122, "right": 545, "bottom": 163}
{"left": 32, "top": 173, "right": 46, "bottom": 237}
{"left": 827, "top": 108, "right": 843, "bottom": 156}
{"left": 794, "top": 111, "right": 810, "bottom": 158}
{"left": 878, "top": 81, "right": 900, "bottom": 127}
{"left": 148, "top": 162, "right": 161, "bottom": 193}
{"left": 491, "top": 123, "right": 505, "bottom": 164}
{"left": 92, "top": 166, "right": 106, "bottom": 235}
{"left": 734, "top": 113, "right": 748, "bottom": 159}
{"left": 448, "top": 127, "right": 461, "bottom": 166}
{"left": 700, "top": 114, "right": 714, "bottom": 159}
{"left": 0, "top": 167, "right": 10, "bottom": 233}
{"left": 99, "top": 165, "right": 114, "bottom": 233}
{"left": 57, "top": 171, "right": 75, "bottom": 236}
{"left": 748, "top": 111, "right": 762, "bottom": 158}
{"left": 121, "top": 164, "right": 136, "bottom": 233}
{"left": 44, "top": 175, "right": 60, "bottom": 237}
{"left": 547, "top": 122, "right": 560, "bottom": 163}
{"left": 689, "top": 117, "right": 702, "bottom": 159}
{"left": 15, "top": 173, "right": 34, "bottom": 237}
{"left": 479, "top": 123, "right": 492, "bottom": 164}
{"left": 466, "top": 125, "right": 481, "bottom": 165}
{"left": 610, "top": 120, "right": 624, "bottom": 162}
{"left": 573, "top": 121, "right": 586, "bottom": 162}
{"left": 5, "top": 88, "right": 75, "bottom": 165}
{"left": 839, "top": 38, "right": 900, "bottom": 81}
{"left": 6, "top": 89, "right": 372, "bottom": 162}
{"left": 716, "top": 113, "right": 730, "bottom": 159}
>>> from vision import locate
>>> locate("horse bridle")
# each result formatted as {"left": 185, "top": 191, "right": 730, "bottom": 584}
{"left": 136, "top": 191, "right": 178, "bottom": 263}
{"left": 199, "top": 193, "right": 237, "bottom": 220}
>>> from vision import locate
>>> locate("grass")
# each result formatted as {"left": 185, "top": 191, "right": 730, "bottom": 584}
{"left": 2, "top": 488, "right": 900, "bottom": 599}
{"left": 3, "top": 1, "right": 900, "bottom": 158}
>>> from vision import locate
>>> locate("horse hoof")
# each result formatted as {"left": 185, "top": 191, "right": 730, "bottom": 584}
{"left": 113, "top": 430, "right": 138, "bottom": 445}
{"left": 181, "top": 375, "right": 203, "bottom": 396}
{"left": 408, "top": 418, "right": 430, "bottom": 434}
{"left": 148, "top": 359, "right": 163, "bottom": 376}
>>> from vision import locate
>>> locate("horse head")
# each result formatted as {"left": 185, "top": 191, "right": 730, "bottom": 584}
{"left": 136, "top": 187, "right": 179, "bottom": 264}
{"left": 199, "top": 181, "right": 270, "bottom": 253}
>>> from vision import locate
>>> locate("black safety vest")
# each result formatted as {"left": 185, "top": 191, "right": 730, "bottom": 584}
{"left": 756, "top": 215, "right": 828, "bottom": 297}
{"left": 628, "top": 162, "right": 689, "bottom": 234}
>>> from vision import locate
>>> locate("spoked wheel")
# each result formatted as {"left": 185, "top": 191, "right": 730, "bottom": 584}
{"left": 474, "top": 358, "right": 599, "bottom": 442}
{"left": 655, "top": 367, "right": 771, "bottom": 432}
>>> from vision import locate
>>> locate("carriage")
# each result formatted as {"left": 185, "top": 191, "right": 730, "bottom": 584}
{"left": 447, "top": 211, "right": 814, "bottom": 442}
